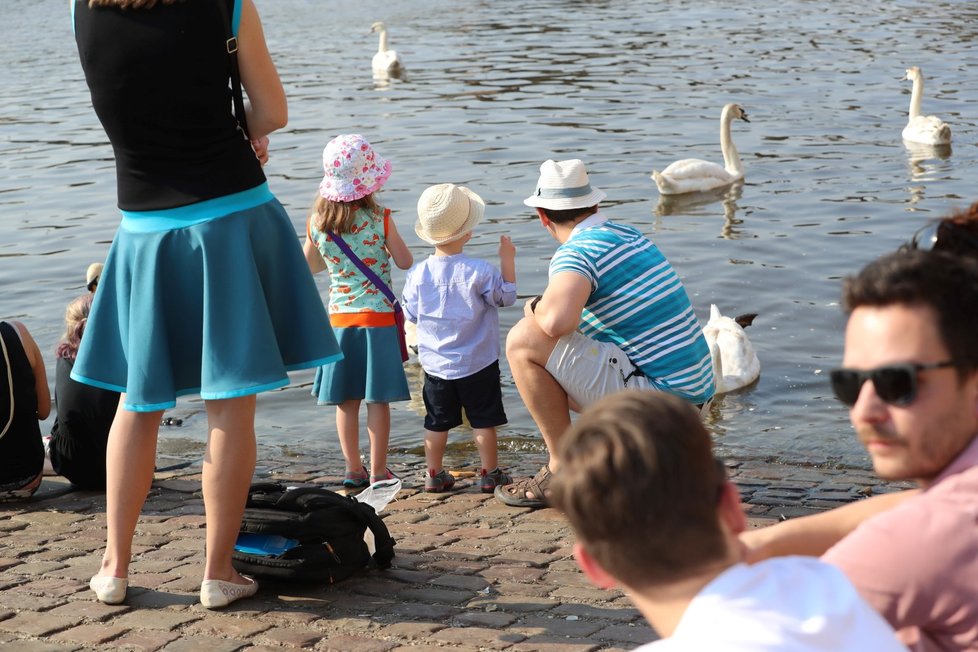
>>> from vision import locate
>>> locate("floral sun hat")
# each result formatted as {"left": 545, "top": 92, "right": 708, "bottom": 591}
{"left": 319, "top": 134, "right": 392, "bottom": 202}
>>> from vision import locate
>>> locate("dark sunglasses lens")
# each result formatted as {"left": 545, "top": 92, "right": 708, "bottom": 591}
{"left": 830, "top": 369, "right": 861, "bottom": 406}
{"left": 872, "top": 367, "right": 916, "bottom": 405}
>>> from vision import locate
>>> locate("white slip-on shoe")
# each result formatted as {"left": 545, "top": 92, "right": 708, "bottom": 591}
{"left": 89, "top": 575, "right": 128, "bottom": 605}
{"left": 199, "top": 576, "right": 258, "bottom": 609}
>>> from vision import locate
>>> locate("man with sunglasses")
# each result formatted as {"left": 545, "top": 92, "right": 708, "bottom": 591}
{"left": 550, "top": 391, "right": 905, "bottom": 651}
{"left": 744, "top": 249, "right": 978, "bottom": 651}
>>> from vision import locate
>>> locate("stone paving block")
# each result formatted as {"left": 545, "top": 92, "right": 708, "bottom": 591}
{"left": 382, "top": 601, "right": 459, "bottom": 621}
{"left": 114, "top": 609, "right": 202, "bottom": 631}
{"left": 7, "top": 561, "right": 70, "bottom": 577}
{"left": 123, "top": 588, "right": 197, "bottom": 610}
{"left": 540, "top": 571, "right": 589, "bottom": 588}
{"left": 185, "top": 613, "right": 272, "bottom": 638}
{"left": 442, "top": 527, "right": 503, "bottom": 540}
{"left": 509, "top": 637, "right": 601, "bottom": 652}
{"left": 432, "top": 625, "right": 524, "bottom": 648}
{"left": 376, "top": 621, "right": 445, "bottom": 640}
{"left": 594, "top": 622, "right": 656, "bottom": 646}
{"left": 398, "top": 586, "right": 473, "bottom": 605}
{"left": 493, "top": 550, "right": 558, "bottom": 567}
{"left": 382, "top": 568, "right": 436, "bottom": 584}
{"left": 494, "top": 581, "right": 554, "bottom": 598}
{"left": 0, "top": 589, "right": 67, "bottom": 612}
{"left": 426, "top": 546, "right": 491, "bottom": 563}
{"left": 513, "top": 614, "right": 605, "bottom": 639}
{"left": 453, "top": 610, "right": 516, "bottom": 628}
{"left": 391, "top": 644, "right": 481, "bottom": 652}
{"left": 260, "top": 606, "right": 325, "bottom": 625}
{"left": 0, "top": 612, "right": 83, "bottom": 637}
{"left": 551, "top": 603, "right": 640, "bottom": 622}
{"left": 49, "top": 622, "right": 128, "bottom": 646}
{"left": 258, "top": 625, "right": 325, "bottom": 648}
{"left": 10, "top": 512, "right": 91, "bottom": 528}
{"left": 46, "top": 601, "right": 131, "bottom": 622}
{"left": 317, "top": 634, "right": 397, "bottom": 652}
{"left": 110, "top": 628, "right": 180, "bottom": 651}
{"left": 426, "top": 559, "right": 487, "bottom": 575}
{"left": 429, "top": 573, "right": 489, "bottom": 592}
{"left": 160, "top": 636, "right": 249, "bottom": 652}
{"left": 477, "top": 566, "right": 546, "bottom": 583}
{"left": 1, "top": 640, "right": 81, "bottom": 651}
{"left": 467, "top": 595, "right": 558, "bottom": 613}
{"left": 550, "top": 585, "right": 619, "bottom": 602}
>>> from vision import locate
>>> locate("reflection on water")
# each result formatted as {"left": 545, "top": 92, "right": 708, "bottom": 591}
{"left": 2, "top": 0, "right": 978, "bottom": 469}
{"left": 655, "top": 181, "right": 746, "bottom": 240}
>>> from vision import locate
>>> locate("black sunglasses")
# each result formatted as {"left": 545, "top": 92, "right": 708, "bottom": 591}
{"left": 829, "top": 361, "right": 955, "bottom": 407}
{"left": 904, "top": 219, "right": 978, "bottom": 253}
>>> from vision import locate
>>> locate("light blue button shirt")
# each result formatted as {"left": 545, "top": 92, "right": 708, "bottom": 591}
{"left": 401, "top": 253, "right": 517, "bottom": 380}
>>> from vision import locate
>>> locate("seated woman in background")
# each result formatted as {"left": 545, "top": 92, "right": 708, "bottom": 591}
{"left": 49, "top": 294, "right": 120, "bottom": 490}
{"left": 0, "top": 320, "right": 50, "bottom": 501}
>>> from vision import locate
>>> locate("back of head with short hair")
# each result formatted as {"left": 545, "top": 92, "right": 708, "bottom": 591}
{"left": 540, "top": 205, "right": 598, "bottom": 225}
{"left": 549, "top": 391, "right": 728, "bottom": 589}
{"left": 842, "top": 249, "right": 978, "bottom": 376}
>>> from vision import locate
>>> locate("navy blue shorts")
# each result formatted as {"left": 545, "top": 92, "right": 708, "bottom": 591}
{"left": 422, "top": 360, "right": 507, "bottom": 431}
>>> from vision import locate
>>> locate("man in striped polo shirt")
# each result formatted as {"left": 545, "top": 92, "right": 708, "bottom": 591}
{"left": 496, "top": 159, "right": 715, "bottom": 509}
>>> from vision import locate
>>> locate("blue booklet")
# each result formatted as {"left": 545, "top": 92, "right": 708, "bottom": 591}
{"left": 234, "top": 533, "right": 299, "bottom": 557}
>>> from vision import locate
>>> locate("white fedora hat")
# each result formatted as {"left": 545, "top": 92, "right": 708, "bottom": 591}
{"left": 415, "top": 183, "right": 485, "bottom": 246}
{"left": 523, "top": 159, "right": 606, "bottom": 210}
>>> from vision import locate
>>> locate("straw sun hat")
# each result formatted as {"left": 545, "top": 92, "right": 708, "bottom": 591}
{"left": 415, "top": 183, "right": 485, "bottom": 246}
{"left": 523, "top": 159, "right": 606, "bottom": 210}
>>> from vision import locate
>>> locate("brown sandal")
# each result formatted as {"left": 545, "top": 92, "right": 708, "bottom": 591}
{"left": 494, "top": 465, "right": 553, "bottom": 508}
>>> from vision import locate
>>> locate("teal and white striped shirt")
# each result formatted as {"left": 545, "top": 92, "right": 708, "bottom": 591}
{"left": 550, "top": 215, "right": 715, "bottom": 404}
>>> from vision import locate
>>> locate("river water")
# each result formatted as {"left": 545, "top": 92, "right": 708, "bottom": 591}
{"left": 2, "top": 0, "right": 976, "bottom": 470}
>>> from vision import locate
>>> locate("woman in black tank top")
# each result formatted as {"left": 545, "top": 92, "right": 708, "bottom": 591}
{"left": 0, "top": 321, "right": 51, "bottom": 500}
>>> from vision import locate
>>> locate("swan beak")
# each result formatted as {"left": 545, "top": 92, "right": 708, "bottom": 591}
{"left": 740, "top": 113, "right": 750, "bottom": 123}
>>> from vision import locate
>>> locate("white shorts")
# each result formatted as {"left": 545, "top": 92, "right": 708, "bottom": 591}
{"left": 544, "top": 331, "right": 651, "bottom": 409}
{"left": 544, "top": 331, "right": 712, "bottom": 415}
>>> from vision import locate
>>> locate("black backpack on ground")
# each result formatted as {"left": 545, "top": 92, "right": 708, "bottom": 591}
{"left": 231, "top": 482, "right": 395, "bottom": 584}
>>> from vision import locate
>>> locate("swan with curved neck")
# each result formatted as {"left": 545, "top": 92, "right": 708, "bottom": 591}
{"left": 652, "top": 103, "right": 750, "bottom": 195}
{"left": 370, "top": 22, "right": 402, "bottom": 74}
{"left": 703, "top": 304, "right": 760, "bottom": 395}
{"left": 902, "top": 67, "right": 951, "bottom": 145}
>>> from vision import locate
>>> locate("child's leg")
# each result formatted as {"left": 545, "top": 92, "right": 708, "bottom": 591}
{"left": 424, "top": 429, "right": 449, "bottom": 473}
{"left": 336, "top": 399, "right": 363, "bottom": 472}
{"left": 365, "top": 401, "right": 391, "bottom": 478}
{"left": 473, "top": 427, "right": 499, "bottom": 471}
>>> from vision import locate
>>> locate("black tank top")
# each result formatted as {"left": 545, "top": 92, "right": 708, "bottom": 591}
{"left": 0, "top": 322, "right": 43, "bottom": 483}
{"left": 73, "top": 0, "right": 266, "bottom": 211}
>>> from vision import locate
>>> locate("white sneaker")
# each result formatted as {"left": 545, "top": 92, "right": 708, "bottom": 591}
{"left": 199, "top": 576, "right": 258, "bottom": 609}
{"left": 90, "top": 575, "right": 128, "bottom": 605}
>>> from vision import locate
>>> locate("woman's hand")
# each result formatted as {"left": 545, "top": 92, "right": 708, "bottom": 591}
{"left": 251, "top": 136, "right": 270, "bottom": 166}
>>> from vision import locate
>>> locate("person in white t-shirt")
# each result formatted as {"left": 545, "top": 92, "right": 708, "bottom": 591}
{"left": 548, "top": 390, "right": 907, "bottom": 651}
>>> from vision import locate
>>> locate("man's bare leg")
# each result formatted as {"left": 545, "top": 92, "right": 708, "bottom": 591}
{"left": 506, "top": 316, "right": 569, "bottom": 490}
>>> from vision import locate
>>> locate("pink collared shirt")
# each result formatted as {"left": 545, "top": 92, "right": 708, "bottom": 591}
{"left": 823, "top": 435, "right": 978, "bottom": 651}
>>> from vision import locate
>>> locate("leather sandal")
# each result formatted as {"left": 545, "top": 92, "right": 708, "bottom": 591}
{"left": 494, "top": 465, "right": 553, "bottom": 508}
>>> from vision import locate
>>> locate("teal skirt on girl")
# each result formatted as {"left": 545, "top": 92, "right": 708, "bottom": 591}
{"left": 312, "top": 326, "right": 410, "bottom": 405}
{"left": 73, "top": 184, "right": 341, "bottom": 412}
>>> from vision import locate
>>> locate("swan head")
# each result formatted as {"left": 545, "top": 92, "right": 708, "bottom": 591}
{"left": 904, "top": 66, "right": 922, "bottom": 82}
{"left": 370, "top": 21, "right": 387, "bottom": 35}
{"left": 722, "top": 103, "right": 750, "bottom": 123}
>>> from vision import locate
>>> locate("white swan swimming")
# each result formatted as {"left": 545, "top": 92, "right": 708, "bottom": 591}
{"left": 652, "top": 103, "right": 750, "bottom": 195}
{"left": 902, "top": 66, "right": 951, "bottom": 146}
{"left": 370, "top": 22, "right": 403, "bottom": 74}
{"left": 703, "top": 304, "right": 760, "bottom": 395}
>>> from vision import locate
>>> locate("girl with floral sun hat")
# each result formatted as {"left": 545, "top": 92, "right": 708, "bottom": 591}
{"left": 303, "top": 134, "right": 413, "bottom": 488}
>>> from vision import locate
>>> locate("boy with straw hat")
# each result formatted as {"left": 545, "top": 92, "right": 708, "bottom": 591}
{"left": 402, "top": 183, "right": 517, "bottom": 494}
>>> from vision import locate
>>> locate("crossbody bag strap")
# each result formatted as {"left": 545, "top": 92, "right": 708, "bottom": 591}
{"left": 215, "top": 0, "right": 250, "bottom": 139}
{"left": 326, "top": 230, "right": 400, "bottom": 309}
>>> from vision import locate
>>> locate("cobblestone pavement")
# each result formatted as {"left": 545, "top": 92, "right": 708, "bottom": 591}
{"left": 0, "top": 453, "right": 911, "bottom": 651}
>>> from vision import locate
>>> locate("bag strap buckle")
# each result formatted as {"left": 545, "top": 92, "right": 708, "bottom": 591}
{"left": 226, "top": 37, "right": 238, "bottom": 54}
